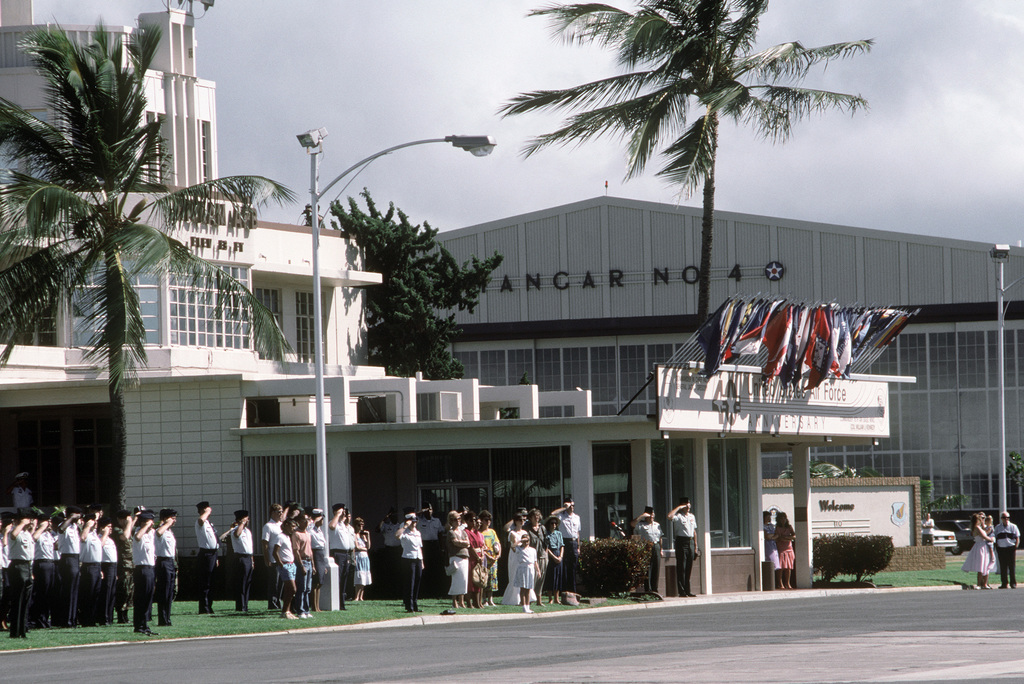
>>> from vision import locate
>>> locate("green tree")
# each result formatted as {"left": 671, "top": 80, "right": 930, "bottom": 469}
{"left": 0, "top": 26, "right": 292, "bottom": 508}
{"left": 500, "top": 0, "right": 871, "bottom": 322}
{"left": 778, "top": 460, "right": 881, "bottom": 479}
{"left": 329, "top": 190, "right": 502, "bottom": 379}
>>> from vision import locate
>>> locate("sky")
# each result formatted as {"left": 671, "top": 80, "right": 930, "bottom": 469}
{"left": 28, "top": 0, "right": 1024, "bottom": 245}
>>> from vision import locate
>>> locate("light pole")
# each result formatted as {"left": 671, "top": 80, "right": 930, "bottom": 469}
{"left": 992, "top": 243, "right": 1019, "bottom": 514}
{"left": 296, "top": 130, "right": 496, "bottom": 519}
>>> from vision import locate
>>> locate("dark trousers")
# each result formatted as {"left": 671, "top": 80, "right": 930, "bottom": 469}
{"left": 645, "top": 543, "right": 662, "bottom": 593}
{"left": 234, "top": 555, "right": 253, "bottom": 612}
{"left": 8, "top": 560, "right": 32, "bottom": 639}
{"left": 266, "top": 562, "right": 283, "bottom": 610}
{"left": 675, "top": 536, "right": 694, "bottom": 596}
{"left": 402, "top": 557, "right": 422, "bottom": 611}
{"left": 562, "top": 539, "right": 579, "bottom": 594}
{"left": 997, "top": 546, "right": 1017, "bottom": 587}
{"left": 155, "top": 557, "right": 176, "bottom": 626}
{"left": 99, "top": 562, "right": 117, "bottom": 625}
{"left": 57, "top": 554, "right": 81, "bottom": 627}
{"left": 132, "top": 565, "right": 155, "bottom": 632}
{"left": 115, "top": 563, "right": 133, "bottom": 623}
{"left": 332, "top": 550, "right": 351, "bottom": 609}
{"left": 196, "top": 549, "right": 217, "bottom": 613}
{"left": 29, "top": 560, "right": 56, "bottom": 628}
{"left": 78, "top": 563, "right": 102, "bottom": 627}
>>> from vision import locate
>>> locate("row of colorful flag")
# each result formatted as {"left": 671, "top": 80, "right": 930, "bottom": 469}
{"left": 695, "top": 297, "right": 916, "bottom": 390}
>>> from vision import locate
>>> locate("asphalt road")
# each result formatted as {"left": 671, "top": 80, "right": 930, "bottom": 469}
{"left": 3, "top": 588, "right": 1024, "bottom": 683}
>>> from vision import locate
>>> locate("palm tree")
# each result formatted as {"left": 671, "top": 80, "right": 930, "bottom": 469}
{"left": 0, "top": 25, "right": 293, "bottom": 507}
{"left": 500, "top": 0, "right": 871, "bottom": 322}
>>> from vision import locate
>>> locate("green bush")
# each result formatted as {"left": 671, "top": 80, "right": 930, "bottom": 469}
{"left": 813, "top": 534, "right": 895, "bottom": 582}
{"left": 578, "top": 538, "right": 651, "bottom": 596}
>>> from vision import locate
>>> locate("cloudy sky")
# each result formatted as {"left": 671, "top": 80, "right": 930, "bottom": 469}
{"left": 30, "top": 1, "right": 1024, "bottom": 245}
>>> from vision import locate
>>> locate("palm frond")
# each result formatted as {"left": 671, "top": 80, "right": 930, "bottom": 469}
{"left": 153, "top": 176, "right": 295, "bottom": 227}
{"left": 0, "top": 246, "right": 86, "bottom": 365}
{"left": 740, "top": 85, "right": 869, "bottom": 142}
{"left": 737, "top": 40, "right": 874, "bottom": 82}
{"left": 655, "top": 113, "right": 718, "bottom": 192}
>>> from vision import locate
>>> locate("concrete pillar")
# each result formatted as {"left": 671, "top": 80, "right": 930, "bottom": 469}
{"left": 791, "top": 444, "right": 813, "bottom": 588}
{"left": 750, "top": 440, "right": 765, "bottom": 590}
{"left": 570, "top": 438, "right": 594, "bottom": 540}
{"left": 694, "top": 437, "right": 712, "bottom": 595}
{"left": 631, "top": 439, "right": 653, "bottom": 516}
{"left": 328, "top": 444, "right": 351, "bottom": 512}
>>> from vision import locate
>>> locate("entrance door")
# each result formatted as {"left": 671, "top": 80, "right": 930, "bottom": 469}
{"left": 456, "top": 485, "right": 489, "bottom": 514}
{"left": 418, "top": 484, "right": 490, "bottom": 516}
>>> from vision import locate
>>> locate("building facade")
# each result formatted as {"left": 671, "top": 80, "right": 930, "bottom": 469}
{"left": 439, "top": 196, "right": 1024, "bottom": 511}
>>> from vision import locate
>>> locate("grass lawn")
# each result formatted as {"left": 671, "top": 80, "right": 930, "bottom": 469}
{"left": 824, "top": 554, "right": 975, "bottom": 588}
{"left": 0, "top": 597, "right": 629, "bottom": 651}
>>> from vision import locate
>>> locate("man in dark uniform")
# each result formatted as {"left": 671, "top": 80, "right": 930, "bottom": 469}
{"left": 132, "top": 510, "right": 158, "bottom": 636}
{"left": 56, "top": 505, "right": 83, "bottom": 627}
{"left": 113, "top": 509, "right": 135, "bottom": 624}
{"left": 154, "top": 509, "right": 177, "bottom": 627}
{"left": 195, "top": 501, "right": 218, "bottom": 614}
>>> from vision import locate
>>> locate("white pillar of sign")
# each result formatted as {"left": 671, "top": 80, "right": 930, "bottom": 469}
{"left": 571, "top": 438, "right": 595, "bottom": 539}
{"left": 791, "top": 444, "right": 813, "bottom": 589}
{"left": 750, "top": 440, "right": 765, "bottom": 590}
{"left": 694, "top": 437, "right": 712, "bottom": 595}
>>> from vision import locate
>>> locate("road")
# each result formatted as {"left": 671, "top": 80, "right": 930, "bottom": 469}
{"left": 3, "top": 588, "right": 1023, "bottom": 683}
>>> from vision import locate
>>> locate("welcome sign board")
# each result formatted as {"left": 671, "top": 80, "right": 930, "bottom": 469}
{"left": 657, "top": 366, "right": 889, "bottom": 438}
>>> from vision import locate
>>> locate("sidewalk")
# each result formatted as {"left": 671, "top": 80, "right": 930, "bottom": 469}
{"left": 1, "top": 584, "right": 962, "bottom": 652}
{"left": 289, "top": 583, "right": 963, "bottom": 633}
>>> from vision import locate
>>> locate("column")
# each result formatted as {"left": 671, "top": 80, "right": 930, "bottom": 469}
{"left": 694, "top": 437, "right": 712, "bottom": 595}
{"left": 750, "top": 440, "right": 765, "bottom": 590}
{"left": 570, "top": 438, "right": 594, "bottom": 540}
{"left": 630, "top": 439, "right": 653, "bottom": 515}
{"left": 791, "top": 444, "right": 813, "bottom": 589}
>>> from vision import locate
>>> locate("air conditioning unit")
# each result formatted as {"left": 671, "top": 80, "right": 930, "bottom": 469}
{"left": 417, "top": 391, "right": 461, "bottom": 422}
{"left": 356, "top": 394, "right": 398, "bottom": 423}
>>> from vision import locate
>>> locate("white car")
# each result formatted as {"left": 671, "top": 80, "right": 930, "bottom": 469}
{"left": 923, "top": 526, "right": 958, "bottom": 551}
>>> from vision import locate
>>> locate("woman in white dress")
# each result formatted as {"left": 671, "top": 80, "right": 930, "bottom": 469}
{"left": 501, "top": 510, "right": 529, "bottom": 605}
{"left": 352, "top": 517, "right": 371, "bottom": 600}
{"left": 961, "top": 512, "right": 996, "bottom": 588}
{"left": 512, "top": 532, "right": 540, "bottom": 613}
{"left": 445, "top": 510, "right": 470, "bottom": 612}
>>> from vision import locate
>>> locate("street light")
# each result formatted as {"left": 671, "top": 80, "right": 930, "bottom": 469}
{"left": 992, "top": 243, "right": 1018, "bottom": 514}
{"left": 296, "top": 130, "right": 496, "bottom": 520}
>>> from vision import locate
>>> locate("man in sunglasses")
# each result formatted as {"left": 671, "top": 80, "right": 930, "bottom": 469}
{"left": 994, "top": 511, "right": 1020, "bottom": 589}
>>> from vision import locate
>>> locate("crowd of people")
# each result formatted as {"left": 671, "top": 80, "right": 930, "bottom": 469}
{"left": 389, "top": 497, "right": 583, "bottom": 615}
{"left": 2, "top": 489, "right": 733, "bottom": 638}
{"left": 959, "top": 510, "right": 1020, "bottom": 589}
{"left": 0, "top": 500, "right": 244, "bottom": 638}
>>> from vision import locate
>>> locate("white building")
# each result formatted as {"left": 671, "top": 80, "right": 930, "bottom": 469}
{"left": 0, "top": 1, "right": 904, "bottom": 595}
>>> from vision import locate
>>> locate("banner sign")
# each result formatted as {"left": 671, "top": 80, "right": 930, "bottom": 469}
{"left": 656, "top": 366, "right": 889, "bottom": 438}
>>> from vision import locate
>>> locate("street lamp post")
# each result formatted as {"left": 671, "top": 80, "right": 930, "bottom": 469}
{"left": 991, "top": 243, "right": 1018, "bottom": 514}
{"left": 296, "top": 131, "right": 496, "bottom": 520}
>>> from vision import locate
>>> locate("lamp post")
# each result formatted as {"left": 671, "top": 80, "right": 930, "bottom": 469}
{"left": 992, "top": 243, "right": 1018, "bottom": 514}
{"left": 296, "top": 131, "right": 496, "bottom": 518}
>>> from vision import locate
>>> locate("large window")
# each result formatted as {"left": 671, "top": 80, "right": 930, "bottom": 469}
{"left": 708, "top": 440, "right": 750, "bottom": 549}
{"left": 652, "top": 438, "right": 694, "bottom": 549}
{"left": 592, "top": 443, "right": 631, "bottom": 539}
{"left": 413, "top": 446, "right": 570, "bottom": 525}
{"left": 74, "top": 271, "right": 160, "bottom": 347}
{"left": 169, "top": 266, "right": 250, "bottom": 349}
{"left": 295, "top": 291, "right": 315, "bottom": 362}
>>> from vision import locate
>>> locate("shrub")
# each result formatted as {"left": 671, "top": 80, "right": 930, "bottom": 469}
{"left": 578, "top": 538, "right": 651, "bottom": 596}
{"left": 813, "top": 534, "right": 895, "bottom": 582}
